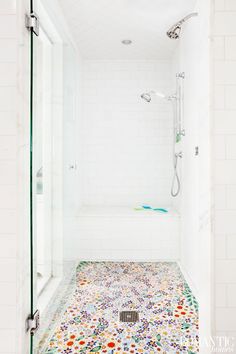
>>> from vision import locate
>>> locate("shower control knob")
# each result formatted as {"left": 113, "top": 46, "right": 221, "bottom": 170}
{"left": 175, "top": 152, "right": 183, "bottom": 158}
{"left": 69, "top": 164, "right": 77, "bottom": 170}
{"left": 176, "top": 72, "right": 185, "bottom": 79}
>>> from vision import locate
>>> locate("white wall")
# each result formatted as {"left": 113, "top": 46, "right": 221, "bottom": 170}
{"left": 176, "top": 0, "right": 211, "bottom": 289}
{"left": 212, "top": 0, "right": 236, "bottom": 342}
{"left": 81, "top": 60, "right": 174, "bottom": 207}
{"left": 0, "top": 2, "right": 18, "bottom": 352}
{"left": 63, "top": 46, "right": 84, "bottom": 256}
{"left": 174, "top": 0, "right": 212, "bottom": 349}
{"left": 63, "top": 47, "right": 81, "bottom": 216}
{"left": 0, "top": 0, "right": 31, "bottom": 353}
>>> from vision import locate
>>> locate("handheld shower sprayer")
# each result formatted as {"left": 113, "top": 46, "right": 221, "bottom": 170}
{"left": 140, "top": 77, "right": 184, "bottom": 197}
{"left": 140, "top": 90, "right": 176, "bottom": 103}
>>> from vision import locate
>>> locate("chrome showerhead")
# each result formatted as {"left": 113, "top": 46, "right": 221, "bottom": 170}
{"left": 167, "top": 25, "right": 181, "bottom": 39}
{"left": 167, "top": 12, "right": 198, "bottom": 40}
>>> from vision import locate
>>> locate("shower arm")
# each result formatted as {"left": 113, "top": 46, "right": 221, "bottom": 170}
{"left": 177, "top": 12, "right": 198, "bottom": 26}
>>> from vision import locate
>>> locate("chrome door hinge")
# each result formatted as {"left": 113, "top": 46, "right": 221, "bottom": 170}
{"left": 27, "top": 310, "right": 40, "bottom": 336}
{"left": 25, "top": 12, "right": 39, "bottom": 36}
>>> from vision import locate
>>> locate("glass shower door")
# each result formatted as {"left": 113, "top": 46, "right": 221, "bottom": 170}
{"left": 34, "top": 24, "right": 53, "bottom": 298}
{"left": 29, "top": 0, "right": 75, "bottom": 350}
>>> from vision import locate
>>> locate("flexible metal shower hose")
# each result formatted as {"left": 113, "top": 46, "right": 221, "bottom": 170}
{"left": 171, "top": 153, "right": 181, "bottom": 197}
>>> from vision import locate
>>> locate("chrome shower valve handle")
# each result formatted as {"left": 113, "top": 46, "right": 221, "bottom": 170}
{"left": 175, "top": 152, "right": 183, "bottom": 158}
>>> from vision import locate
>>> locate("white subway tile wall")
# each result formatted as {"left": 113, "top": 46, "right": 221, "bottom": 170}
{"left": 0, "top": 1, "right": 17, "bottom": 352}
{"left": 214, "top": 0, "right": 225, "bottom": 12}
{"left": 213, "top": 0, "right": 236, "bottom": 338}
{"left": 213, "top": 36, "right": 225, "bottom": 60}
{"left": 81, "top": 60, "right": 173, "bottom": 206}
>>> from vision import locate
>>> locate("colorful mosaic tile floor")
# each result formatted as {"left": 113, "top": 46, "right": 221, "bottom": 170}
{"left": 44, "top": 262, "right": 199, "bottom": 353}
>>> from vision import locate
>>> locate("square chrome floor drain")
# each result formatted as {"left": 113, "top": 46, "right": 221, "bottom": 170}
{"left": 119, "top": 311, "right": 139, "bottom": 323}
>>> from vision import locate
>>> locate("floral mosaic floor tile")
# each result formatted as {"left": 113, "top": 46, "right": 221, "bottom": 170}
{"left": 44, "top": 262, "right": 199, "bottom": 353}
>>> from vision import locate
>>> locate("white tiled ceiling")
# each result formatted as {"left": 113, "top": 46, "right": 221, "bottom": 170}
{"left": 58, "top": 0, "right": 197, "bottom": 59}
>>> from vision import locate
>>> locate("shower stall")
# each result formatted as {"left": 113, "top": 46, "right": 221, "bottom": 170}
{"left": 23, "top": 0, "right": 212, "bottom": 353}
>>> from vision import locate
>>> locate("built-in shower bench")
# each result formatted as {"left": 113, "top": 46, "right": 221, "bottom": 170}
{"left": 75, "top": 206, "right": 180, "bottom": 262}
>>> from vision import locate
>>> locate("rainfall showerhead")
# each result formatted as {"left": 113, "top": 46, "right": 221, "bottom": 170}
{"left": 141, "top": 90, "right": 176, "bottom": 103}
{"left": 167, "top": 12, "right": 198, "bottom": 40}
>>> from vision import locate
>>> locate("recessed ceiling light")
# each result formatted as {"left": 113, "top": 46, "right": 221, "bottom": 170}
{"left": 121, "top": 39, "right": 132, "bottom": 45}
